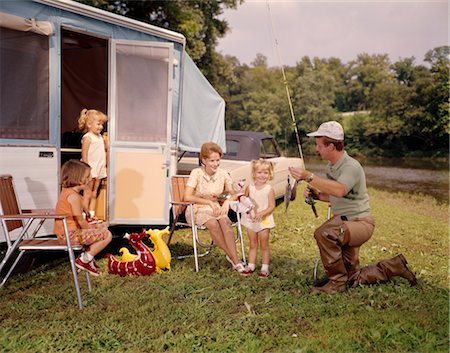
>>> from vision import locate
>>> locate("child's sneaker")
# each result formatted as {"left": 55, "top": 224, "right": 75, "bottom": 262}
{"left": 86, "top": 216, "right": 102, "bottom": 225}
{"left": 258, "top": 271, "right": 269, "bottom": 279}
{"left": 240, "top": 267, "right": 255, "bottom": 276}
{"left": 75, "top": 255, "right": 100, "bottom": 276}
{"left": 92, "top": 261, "right": 100, "bottom": 270}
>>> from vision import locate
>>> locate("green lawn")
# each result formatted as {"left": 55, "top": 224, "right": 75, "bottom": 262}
{"left": 0, "top": 186, "right": 448, "bottom": 353}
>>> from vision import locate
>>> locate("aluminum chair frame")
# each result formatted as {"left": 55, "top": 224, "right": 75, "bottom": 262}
{"left": 169, "top": 175, "right": 246, "bottom": 272}
{"left": 0, "top": 174, "right": 91, "bottom": 310}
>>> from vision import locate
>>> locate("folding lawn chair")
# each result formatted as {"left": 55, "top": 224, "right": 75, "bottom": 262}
{"left": 0, "top": 174, "right": 92, "bottom": 310}
{"left": 168, "top": 175, "right": 246, "bottom": 272}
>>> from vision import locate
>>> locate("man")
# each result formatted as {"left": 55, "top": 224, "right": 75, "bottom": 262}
{"left": 289, "top": 121, "right": 417, "bottom": 294}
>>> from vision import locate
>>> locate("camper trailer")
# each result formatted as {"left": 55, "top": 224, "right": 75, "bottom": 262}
{"left": 0, "top": 0, "right": 226, "bottom": 240}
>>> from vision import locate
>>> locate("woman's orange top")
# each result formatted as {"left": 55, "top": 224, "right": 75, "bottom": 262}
{"left": 53, "top": 188, "right": 81, "bottom": 236}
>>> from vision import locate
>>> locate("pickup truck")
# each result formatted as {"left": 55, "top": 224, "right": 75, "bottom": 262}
{"left": 177, "top": 130, "right": 304, "bottom": 199}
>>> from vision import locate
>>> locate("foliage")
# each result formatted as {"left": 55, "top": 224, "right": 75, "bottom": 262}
{"left": 292, "top": 57, "right": 341, "bottom": 154}
{"left": 224, "top": 48, "right": 449, "bottom": 158}
{"left": 0, "top": 188, "right": 448, "bottom": 352}
{"left": 76, "top": 0, "right": 242, "bottom": 87}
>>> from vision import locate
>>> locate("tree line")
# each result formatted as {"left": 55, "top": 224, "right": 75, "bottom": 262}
{"left": 218, "top": 49, "right": 449, "bottom": 158}
{"left": 78, "top": 0, "right": 449, "bottom": 158}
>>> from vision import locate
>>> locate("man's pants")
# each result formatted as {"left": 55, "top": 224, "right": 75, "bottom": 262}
{"left": 314, "top": 215, "right": 375, "bottom": 283}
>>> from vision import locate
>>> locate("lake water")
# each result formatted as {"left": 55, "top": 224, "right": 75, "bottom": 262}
{"left": 306, "top": 157, "right": 449, "bottom": 204}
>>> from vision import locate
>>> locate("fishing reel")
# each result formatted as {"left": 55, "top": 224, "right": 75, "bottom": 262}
{"left": 305, "top": 196, "right": 318, "bottom": 218}
{"left": 304, "top": 188, "right": 319, "bottom": 218}
{"left": 304, "top": 195, "right": 315, "bottom": 206}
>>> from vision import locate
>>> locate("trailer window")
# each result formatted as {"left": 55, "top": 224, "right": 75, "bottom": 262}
{"left": 0, "top": 28, "right": 49, "bottom": 140}
{"left": 115, "top": 44, "right": 169, "bottom": 143}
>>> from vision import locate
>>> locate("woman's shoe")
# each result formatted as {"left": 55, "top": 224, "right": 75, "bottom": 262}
{"left": 234, "top": 263, "right": 246, "bottom": 274}
{"left": 225, "top": 255, "right": 234, "bottom": 267}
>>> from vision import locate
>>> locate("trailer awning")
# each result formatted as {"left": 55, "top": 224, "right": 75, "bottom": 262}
{"left": 0, "top": 12, "right": 53, "bottom": 36}
{"left": 178, "top": 54, "right": 226, "bottom": 152}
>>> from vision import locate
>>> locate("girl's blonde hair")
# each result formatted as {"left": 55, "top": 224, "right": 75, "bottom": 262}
{"left": 61, "top": 160, "right": 91, "bottom": 188}
{"left": 200, "top": 142, "right": 223, "bottom": 161}
{"left": 78, "top": 109, "right": 108, "bottom": 132}
{"left": 251, "top": 159, "right": 274, "bottom": 180}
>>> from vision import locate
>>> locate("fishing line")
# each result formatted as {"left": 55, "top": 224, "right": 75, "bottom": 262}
{"left": 266, "top": 1, "right": 304, "bottom": 161}
{"left": 266, "top": 1, "right": 318, "bottom": 217}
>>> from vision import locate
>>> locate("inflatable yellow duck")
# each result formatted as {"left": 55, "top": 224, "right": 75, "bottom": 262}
{"left": 118, "top": 227, "right": 171, "bottom": 272}
{"left": 118, "top": 247, "right": 137, "bottom": 262}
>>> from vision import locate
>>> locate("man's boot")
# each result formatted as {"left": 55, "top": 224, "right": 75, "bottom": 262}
{"left": 311, "top": 277, "right": 347, "bottom": 294}
{"left": 352, "top": 254, "right": 417, "bottom": 287}
{"left": 311, "top": 255, "right": 347, "bottom": 294}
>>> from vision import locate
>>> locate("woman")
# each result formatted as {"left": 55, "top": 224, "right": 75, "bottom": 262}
{"left": 184, "top": 142, "right": 245, "bottom": 273}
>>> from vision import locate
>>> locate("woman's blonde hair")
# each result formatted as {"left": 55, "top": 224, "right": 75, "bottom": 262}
{"left": 61, "top": 160, "right": 91, "bottom": 188}
{"left": 200, "top": 142, "right": 223, "bottom": 161}
{"left": 78, "top": 109, "right": 108, "bottom": 132}
{"left": 251, "top": 159, "right": 274, "bottom": 180}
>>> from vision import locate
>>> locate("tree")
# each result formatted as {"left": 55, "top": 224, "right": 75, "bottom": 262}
{"left": 222, "top": 54, "right": 295, "bottom": 147}
{"left": 293, "top": 57, "right": 338, "bottom": 139}
{"left": 424, "top": 46, "right": 450, "bottom": 132}
{"left": 76, "top": 0, "right": 242, "bottom": 86}
{"left": 345, "top": 53, "right": 393, "bottom": 111}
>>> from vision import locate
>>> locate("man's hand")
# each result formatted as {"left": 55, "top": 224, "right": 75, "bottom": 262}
{"left": 288, "top": 166, "right": 305, "bottom": 182}
{"left": 304, "top": 186, "right": 320, "bottom": 200}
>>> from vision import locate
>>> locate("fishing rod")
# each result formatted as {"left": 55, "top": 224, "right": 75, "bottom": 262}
{"left": 266, "top": 1, "right": 317, "bottom": 217}
{"left": 266, "top": 1, "right": 303, "bottom": 161}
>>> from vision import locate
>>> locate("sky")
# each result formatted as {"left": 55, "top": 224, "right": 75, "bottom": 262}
{"left": 217, "top": 0, "right": 449, "bottom": 67}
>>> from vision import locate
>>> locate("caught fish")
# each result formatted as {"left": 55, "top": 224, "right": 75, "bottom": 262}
{"left": 284, "top": 176, "right": 297, "bottom": 214}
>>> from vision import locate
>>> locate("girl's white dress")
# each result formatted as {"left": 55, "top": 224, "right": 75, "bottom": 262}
{"left": 241, "top": 184, "right": 275, "bottom": 232}
{"left": 82, "top": 131, "right": 107, "bottom": 179}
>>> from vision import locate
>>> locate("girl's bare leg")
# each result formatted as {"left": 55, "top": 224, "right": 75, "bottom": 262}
{"left": 88, "top": 178, "right": 101, "bottom": 216}
{"left": 83, "top": 179, "right": 94, "bottom": 215}
{"left": 86, "top": 231, "right": 112, "bottom": 257}
{"left": 259, "top": 229, "right": 270, "bottom": 266}
{"left": 246, "top": 229, "right": 258, "bottom": 265}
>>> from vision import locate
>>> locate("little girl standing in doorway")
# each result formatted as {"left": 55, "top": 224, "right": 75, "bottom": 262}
{"left": 240, "top": 159, "right": 276, "bottom": 278}
{"left": 54, "top": 160, "right": 112, "bottom": 276}
{"left": 78, "top": 109, "right": 107, "bottom": 223}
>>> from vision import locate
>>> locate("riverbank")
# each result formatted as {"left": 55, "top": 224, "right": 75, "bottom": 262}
{"left": 305, "top": 156, "right": 449, "bottom": 204}
{"left": 1, "top": 186, "right": 448, "bottom": 352}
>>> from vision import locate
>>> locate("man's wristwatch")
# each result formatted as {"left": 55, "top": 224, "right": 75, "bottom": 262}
{"left": 306, "top": 173, "right": 314, "bottom": 183}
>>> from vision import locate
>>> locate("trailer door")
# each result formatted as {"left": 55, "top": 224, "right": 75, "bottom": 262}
{"left": 108, "top": 40, "right": 173, "bottom": 225}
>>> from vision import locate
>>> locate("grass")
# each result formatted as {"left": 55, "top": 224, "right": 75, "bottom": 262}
{"left": 0, "top": 186, "right": 448, "bottom": 353}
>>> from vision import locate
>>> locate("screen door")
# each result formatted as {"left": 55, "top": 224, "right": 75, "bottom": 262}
{"left": 108, "top": 40, "right": 173, "bottom": 225}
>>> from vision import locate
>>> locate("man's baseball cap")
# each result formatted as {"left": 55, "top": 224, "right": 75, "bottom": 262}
{"left": 307, "top": 121, "right": 344, "bottom": 141}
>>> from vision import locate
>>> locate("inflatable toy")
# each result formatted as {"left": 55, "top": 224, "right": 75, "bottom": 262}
{"left": 118, "top": 247, "right": 137, "bottom": 262}
{"left": 146, "top": 226, "right": 171, "bottom": 271}
{"left": 105, "top": 230, "right": 156, "bottom": 276}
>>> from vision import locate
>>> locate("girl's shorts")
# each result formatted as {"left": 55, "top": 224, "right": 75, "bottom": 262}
{"left": 57, "top": 223, "right": 111, "bottom": 246}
